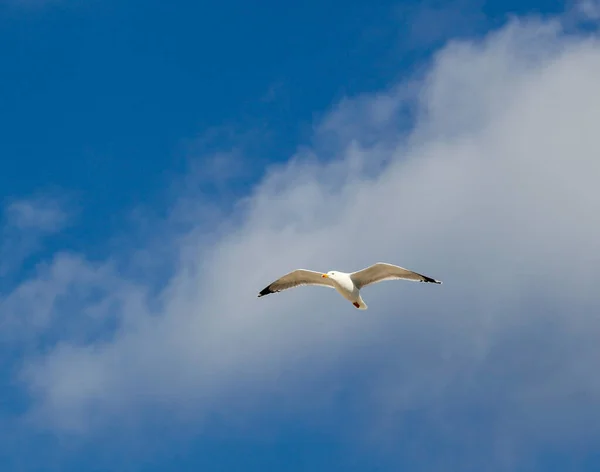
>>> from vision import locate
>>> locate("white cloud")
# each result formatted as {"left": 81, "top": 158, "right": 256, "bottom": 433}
{"left": 4, "top": 14, "right": 600, "bottom": 468}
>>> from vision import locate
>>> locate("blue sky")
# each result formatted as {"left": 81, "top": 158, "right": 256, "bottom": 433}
{"left": 2, "top": 0, "right": 600, "bottom": 471}
{"left": 0, "top": 0, "right": 565, "bottom": 237}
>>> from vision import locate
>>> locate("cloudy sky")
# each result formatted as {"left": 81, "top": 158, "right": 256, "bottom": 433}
{"left": 2, "top": 0, "right": 600, "bottom": 470}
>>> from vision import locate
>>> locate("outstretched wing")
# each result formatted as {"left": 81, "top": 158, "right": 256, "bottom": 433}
{"left": 258, "top": 269, "right": 334, "bottom": 297}
{"left": 350, "top": 262, "right": 442, "bottom": 289}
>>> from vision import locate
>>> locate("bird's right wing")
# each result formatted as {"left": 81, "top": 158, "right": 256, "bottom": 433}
{"left": 257, "top": 269, "right": 335, "bottom": 297}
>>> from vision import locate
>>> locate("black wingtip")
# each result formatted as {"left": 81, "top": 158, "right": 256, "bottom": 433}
{"left": 258, "top": 286, "right": 274, "bottom": 297}
{"left": 422, "top": 275, "right": 442, "bottom": 284}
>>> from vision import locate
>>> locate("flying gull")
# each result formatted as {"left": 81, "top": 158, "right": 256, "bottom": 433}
{"left": 257, "top": 262, "right": 442, "bottom": 310}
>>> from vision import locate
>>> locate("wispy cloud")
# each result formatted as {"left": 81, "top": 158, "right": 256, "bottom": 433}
{"left": 577, "top": 0, "right": 600, "bottom": 20}
{"left": 5, "top": 197, "right": 68, "bottom": 233}
{"left": 2, "top": 12, "right": 600, "bottom": 470}
{"left": 0, "top": 196, "right": 71, "bottom": 277}
{"left": 393, "top": 0, "right": 488, "bottom": 51}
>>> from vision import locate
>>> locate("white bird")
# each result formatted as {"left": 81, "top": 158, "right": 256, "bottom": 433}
{"left": 257, "top": 262, "right": 442, "bottom": 310}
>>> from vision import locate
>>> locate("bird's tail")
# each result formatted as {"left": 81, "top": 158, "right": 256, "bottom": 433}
{"left": 354, "top": 298, "right": 368, "bottom": 310}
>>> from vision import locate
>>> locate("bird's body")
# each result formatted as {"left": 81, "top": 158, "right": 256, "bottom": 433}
{"left": 257, "top": 262, "right": 441, "bottom": 310}
{"left": 323, "top": 271, "right": 368, "bottom": 309}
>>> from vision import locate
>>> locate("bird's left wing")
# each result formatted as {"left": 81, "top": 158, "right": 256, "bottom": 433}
{"left": 258, "top": 269, "right": 334, "bottom": 297}
{"left": 350, "top": 262, "right": 442, "bottom": 289}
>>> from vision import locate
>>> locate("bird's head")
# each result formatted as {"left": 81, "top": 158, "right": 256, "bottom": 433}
{"left": 322, "top": 271, "right": 337, "bottom": 280}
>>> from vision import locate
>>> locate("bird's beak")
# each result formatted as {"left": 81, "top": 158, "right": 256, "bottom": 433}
{"left": 321, "top": 274, "right": 328, "bottom": 278}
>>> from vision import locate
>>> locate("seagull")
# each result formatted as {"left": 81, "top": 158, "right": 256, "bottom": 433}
{"left": 257, "top": 262, "right": 442, "bottom": 310}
